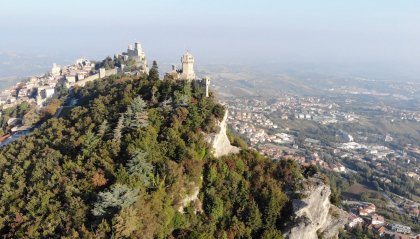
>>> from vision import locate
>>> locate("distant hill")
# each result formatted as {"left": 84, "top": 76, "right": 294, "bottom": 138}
{"left": 198, "top": 65, "right": 420, "bottom": 101}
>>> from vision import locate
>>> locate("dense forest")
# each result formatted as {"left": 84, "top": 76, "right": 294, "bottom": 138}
{"left": 0, "top": 71, "right": 310, "bottom": 238}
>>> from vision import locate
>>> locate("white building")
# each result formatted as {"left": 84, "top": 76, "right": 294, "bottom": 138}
{"left": 65, "top": 75, "right": 76, "bottom": 88}
{"left": 371, "top": 214, "right": 385, "bottom": 225}
{"left": 348, "top": 214, "right": 363, "bottom": 228}
{"left": 51, "top": 63, "right": 61, "bottom": 76}
{"left": 390, "top": 224, "right": 411, "bottom": 234}
{"left": 36, "top": 86, "right": 55, "bottom": 106}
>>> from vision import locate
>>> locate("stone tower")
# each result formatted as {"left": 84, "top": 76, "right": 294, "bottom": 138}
{"left": 134, "top": 42, "right": 142, "bottom": 52}
{"left": 124, "top": 41, "right": 149, "bottom": 73}
{"left": 180, "top": 52, "right": 196, "bottom": 80}
{"left": 203, "top": 77, "right": 210, "bottom": 97}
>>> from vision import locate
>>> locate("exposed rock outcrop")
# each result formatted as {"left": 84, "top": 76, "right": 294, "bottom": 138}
{"left": 284, "top": 176, "right": 348, "bottom": 239}
{"left": 177, "top": 184, "right": 203, "bottom": 213}
{"left": 205, "top": 110, "right": 240, "bottom": 157}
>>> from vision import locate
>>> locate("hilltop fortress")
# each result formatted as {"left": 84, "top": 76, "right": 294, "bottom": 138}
{"left": 0, "top": 41, "right": 211, "bottom": 113}
{"left": 117, "top": 42, "right": 149, "bottom": 74}
{"left": 164, "top": 52, "right": 196, "bottom": 81}
{"left": 165, "top": 51, "right": 210, "bottom": 97}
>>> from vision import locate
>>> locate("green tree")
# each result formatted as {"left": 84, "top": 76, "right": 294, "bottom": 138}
{"left": 127, "top": 150, "right": 153, "bottom": 186}
{"left": 148, "top": 60, "right": 159, "bottom": 81}
{"left": 92, "top": 184, "right": 139, "bottom": 217}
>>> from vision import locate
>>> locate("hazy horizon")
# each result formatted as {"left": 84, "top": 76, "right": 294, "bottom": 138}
{"left": 1, "top": 0, "right": 420, "bottom": 83}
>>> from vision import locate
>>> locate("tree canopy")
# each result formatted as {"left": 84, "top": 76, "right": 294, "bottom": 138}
{"left": 0, "top": 73, "right": 305, "bottom": 238}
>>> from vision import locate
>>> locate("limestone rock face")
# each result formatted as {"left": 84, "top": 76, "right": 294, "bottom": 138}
{"left": 285, "top": 177, "right": 348, "bottom": 239}
{"left": 177, "top": 185, "right": 202, "bottom": 214}
{"left": 205, "top": 110, "right": 240, "bottom": 157}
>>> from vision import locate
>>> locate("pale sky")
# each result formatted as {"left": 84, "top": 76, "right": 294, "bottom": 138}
{"left": 1, "top": 0, "right": 420, "bottom": 80}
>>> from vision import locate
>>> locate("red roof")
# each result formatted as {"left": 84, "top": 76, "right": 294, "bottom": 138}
{"left": 0, "top": 134, "right": 11, "bottom": 143}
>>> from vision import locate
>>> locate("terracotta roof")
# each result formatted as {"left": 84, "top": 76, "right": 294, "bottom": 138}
{"left": 0, "top": 134, "right": 11, "bottom": 143}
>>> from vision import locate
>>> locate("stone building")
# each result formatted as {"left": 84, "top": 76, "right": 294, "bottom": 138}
{"left": 164, "top": 52, "right": 196, "bottom": 81}
{"left": 180, "top": 52, "right": 196, "bottom": 80}
{"left": 121, "top": 42, "right": 149, "bottom": 73}
{"left": 164, "top": 52, "right": 210, "bottom": 97}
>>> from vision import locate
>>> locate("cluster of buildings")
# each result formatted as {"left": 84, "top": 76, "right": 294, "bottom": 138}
{"left": 1, "top": 41, "right": 211, "bottom": 148}
{"left": 347, "top": 202, "right": 417, "bottom": 237}
{"left": 223, "top": 96, "right": 418, "bottom": 170}
{"left": 0, "top": 59, "right": 114, "bottom": 111}
{"left": 59, "top": 58, "right": 117, "bottom": 88}
{"left": 339, "top": 142, "right": 396, "bottom": 160}
{"left": 1, "top": 41, "right": 153, "bottom": 113}
{"left": 263, "top": 96, "right": 359, "bottom": 125}
{"left": 223, "top": 99, "right": 281, "bottom": 147}
{"left": 0, "top": 72, "right": 58, "bottom": 109}
{"left": 226, "top": 110, "right": 280, "bottom": 146}
{"left": 222, "top": 98, "right": 357, "bottom": 173}
{"left": 398, "top": 111, "right": 420, "bottom": 122}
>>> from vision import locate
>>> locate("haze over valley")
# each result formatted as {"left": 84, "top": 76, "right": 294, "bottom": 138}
{"left": 1, "top": 1, "right": 419, "bottom": 238}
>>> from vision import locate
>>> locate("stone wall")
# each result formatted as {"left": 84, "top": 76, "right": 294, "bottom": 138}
{"left": 75, "top": 73, "right": 99, "bottom": 87}
{"left": 74, "top": 68, "right": 117, "bottom": 87}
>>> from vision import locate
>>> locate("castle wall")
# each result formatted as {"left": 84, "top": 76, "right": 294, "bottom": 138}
{"left": 75, "top": 73, "right": 99, "bottom": 87}
{"left": 75, "top": 68, "right": 118, "bottom": 87}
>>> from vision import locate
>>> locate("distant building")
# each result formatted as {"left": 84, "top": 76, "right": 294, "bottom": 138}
{"left": 164, "top": 52, "right": 210, "bottom": 97}
{"left": 51, "top": 63, "right": 61, "bottom": 76}
{"left": 371, "top": 213, "right": 385, "bottom": 225}
{"left": 390, "top": 224, "right": 411, "bottom": 234}
{"left": 165, "top": 52, "right": 196, "bottom": 81}
{"left": 372, "top": 225, "right": 385, "bottom": 236}
{"left": 65, "top": 75, "right": 76, "bottom": 88}
{"left": 331, "top": 163, "right": 346, "bottom": 173}
{"left": 359, "top": 204, "right": 376, "bottom": 216}
{"left": 180, "top": 52, "right": 196, "bottom": 80}
{"left": 121, "top": 42, "right": 149, "bottom": 73}
{"left": 347, "top": 213, "right": 363, "bottom": 228}
{"left": 36, "top": 86, "right": 55, "bottom": 106}
{"left": 408, "top": 207, "right": 419, "bottom": 217}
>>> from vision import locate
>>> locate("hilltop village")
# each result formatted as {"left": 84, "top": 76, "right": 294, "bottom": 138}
{"left": 0, "top": 42, "right": 210, "bottom": 146}
{"left": 0, "top": 42, "right": 150, "bottom": 111}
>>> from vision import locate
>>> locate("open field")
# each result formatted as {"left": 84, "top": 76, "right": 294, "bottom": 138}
{"left": 343, "top": 183, "right": 376, "bottom": 199}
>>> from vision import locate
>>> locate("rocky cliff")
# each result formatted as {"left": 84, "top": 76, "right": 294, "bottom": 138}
{"left": 205, "top": 110, "right": 240, "bottom": 157}
{"left": 176, "top": 184, "right": 202, "bottom": 214}
{"left": 284, "top": 176, "right": 348, "bottom": 239}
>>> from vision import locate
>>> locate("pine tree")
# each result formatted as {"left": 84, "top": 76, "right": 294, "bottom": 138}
{"left": 148, "top": 60, "right": 159, "bottom": 81}
{"left": 114, "top": 115, "right": 125, "bottom": 144}
{"left": 82, "top": 130, "right": 100, "bottom": 157}
{"left": 125, "top": 96, "right": 148, "bottom": 129}
{"left": 98, "top": 120, "right": 108, "bottom": 137}
{"left": 130, "top": 96, "right": 147, "bottom": 113}
{"left": 126, "top": 150, "right": 153, "bottom": 186}
{"left": 92, "top": 184, "right": 139, "bottom": 216}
